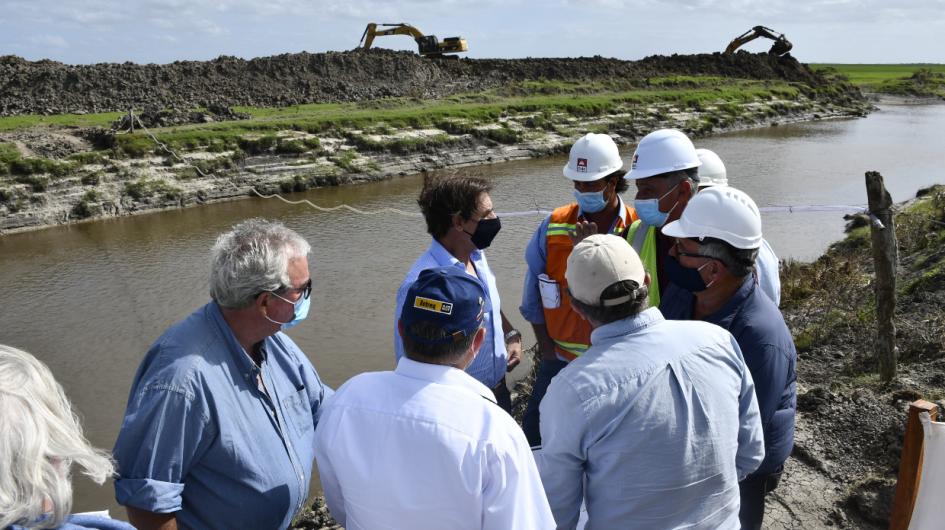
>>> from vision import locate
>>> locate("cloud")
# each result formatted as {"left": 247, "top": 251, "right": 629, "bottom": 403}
{"left": 29, "top": 34, "right": 68, "bottom": 48}
{"left": 559, "top": 0, "right": 945, "bottom": 23}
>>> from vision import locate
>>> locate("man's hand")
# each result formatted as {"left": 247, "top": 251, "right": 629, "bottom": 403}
{"left": 506, "top": 338, "right": 522, "bottom": 372}
{"left": 568, "top": 220, "right": 598, "bottom": 245}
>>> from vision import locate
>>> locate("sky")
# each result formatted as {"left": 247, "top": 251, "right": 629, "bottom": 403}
{"left": 1, "top": 0, "right": 944, "bottom": 65}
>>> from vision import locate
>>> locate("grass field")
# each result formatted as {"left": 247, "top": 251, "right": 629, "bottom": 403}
{"left": 813, "top": 64, "right": 945, "bottom": 97}
{"left": 0, "top": 77, "right": 808, "bottom": 157}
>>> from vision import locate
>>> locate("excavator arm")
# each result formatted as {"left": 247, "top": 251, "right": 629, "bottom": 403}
{"left": 358, "top": 22, "right": 467, "bottom": 57}
{"left": 360, "top": 23, "right": 426, "bottom": 50}
{"left": 724, "top": 25, "right": 792, "bottom": 56}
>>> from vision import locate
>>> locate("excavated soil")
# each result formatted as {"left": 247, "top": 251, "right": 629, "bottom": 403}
{"left": 0, "top": 50, "right": 826, "bottom": 116}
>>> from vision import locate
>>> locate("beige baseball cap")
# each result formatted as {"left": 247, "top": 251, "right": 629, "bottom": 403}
{"left": 566, "top": 234, "right": 646, "bottom": 306}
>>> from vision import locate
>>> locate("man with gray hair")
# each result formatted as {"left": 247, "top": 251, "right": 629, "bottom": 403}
{"left": 113, "top": 218, "right": 333, "bottom": 530}
{"left": 537, "top": 234, "right": 764, "bottom": 529}
{"left": 659, "top": 186, "right": 796, "bottom": 529}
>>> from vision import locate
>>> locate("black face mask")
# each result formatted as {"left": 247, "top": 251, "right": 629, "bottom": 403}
{"left": 665, "top": 255, "right": 709, "bottom": 293}
{"left": 465, "top": 217, "right": 502, "bottom": 250}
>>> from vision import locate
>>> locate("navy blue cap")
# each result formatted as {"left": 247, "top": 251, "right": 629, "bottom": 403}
{"left": 400, "top": 266, "right": 486, "bottom": 344}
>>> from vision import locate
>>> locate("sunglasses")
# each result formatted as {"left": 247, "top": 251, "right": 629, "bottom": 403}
{"left": 276, "top": 278, "right": 313, "bottom": 300}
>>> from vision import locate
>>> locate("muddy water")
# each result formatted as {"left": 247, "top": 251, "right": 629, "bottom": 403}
{"left": 1, "top": 101, "right": 944, "bottom": 517}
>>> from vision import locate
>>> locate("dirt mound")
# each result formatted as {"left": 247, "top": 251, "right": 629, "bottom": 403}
{"left": 0, "top": 50, "right": 826, "bottom": 117}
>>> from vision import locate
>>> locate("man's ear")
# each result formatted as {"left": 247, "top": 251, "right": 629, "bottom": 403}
{"left": 397, "top": 319, "right": 406, "bottom": 340}
{"left": 471, "top": 326, "right": 487, "bottom": 354}
{"left": 452, "top": 212, "right": 466, "bottom": 231}
{"left": 643, "top": 272, "right": 652, "bottom": 287}
{"left": 678, "top": 179, "right": 695, "bottom": 202}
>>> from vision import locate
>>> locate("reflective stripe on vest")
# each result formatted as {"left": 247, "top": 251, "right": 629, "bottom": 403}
{"left": 626, "top": 219, "right": 661, "bottom": 308}
{"left": 543, "top": 203, "right": 637, "bottom": 361}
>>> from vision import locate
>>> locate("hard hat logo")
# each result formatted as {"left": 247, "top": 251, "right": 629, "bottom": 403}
{"left": 562, "top": 133, "right": 623, "bottom": 182}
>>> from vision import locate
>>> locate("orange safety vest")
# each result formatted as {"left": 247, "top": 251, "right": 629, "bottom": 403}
{"left": 543, "top": 202, "right": 637, "bottom": 361}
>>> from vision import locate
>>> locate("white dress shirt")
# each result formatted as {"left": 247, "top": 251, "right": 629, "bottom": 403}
{"left": 314, "top": 357, "right": 555, "bottom": 530}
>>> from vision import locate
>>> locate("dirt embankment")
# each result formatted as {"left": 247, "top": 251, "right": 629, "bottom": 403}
{"left": 0, "top": 50, "right": 829, "bottom": 116}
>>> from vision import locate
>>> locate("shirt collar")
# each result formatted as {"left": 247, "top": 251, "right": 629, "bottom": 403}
{"left": 704, "top": 275, "right": 756, "bottom": 329}
{"left": 578, "top": 196, "right": 630, "bottom": 234}
{"left": 428, "top": 238, "right": 482, "bottom": 269}
{"left": 590, "top": 306, "right": 664, "bottom": 344}
{"left": 395, "top": 357, "right": 496, "bottom": 403}
{"left": 207, "top": 301, "right": 267, "bottom": 374}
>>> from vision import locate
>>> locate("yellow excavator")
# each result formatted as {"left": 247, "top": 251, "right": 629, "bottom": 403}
{"left": 724, "top": 26, "right": 792, "bottom": 56}
{"left": 359, "top": 23, "right": 468, "bottom": 57}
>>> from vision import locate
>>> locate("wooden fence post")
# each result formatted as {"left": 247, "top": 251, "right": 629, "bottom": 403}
{"left": 889, "top": 400, "right": 940, "bottom": 530}
{"left": 865, "top": 171, "right": 898, "bottom": 382}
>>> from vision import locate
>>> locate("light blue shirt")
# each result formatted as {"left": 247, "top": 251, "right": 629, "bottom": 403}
{"left": 8, "top": 514, "right": 135, "bottom": 530}
{"left": 537, "top": 308, "right": 765, "bottom": 530}
{"left": 113, "top": 302, "right": 333, "bottom": 530}
{"left": 394, "top": 239, "right": 506, "bottom": 388}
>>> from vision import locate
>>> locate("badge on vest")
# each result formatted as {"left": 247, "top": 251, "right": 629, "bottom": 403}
{"left": 538, "top": 274, "right": 561, "bottom": 309}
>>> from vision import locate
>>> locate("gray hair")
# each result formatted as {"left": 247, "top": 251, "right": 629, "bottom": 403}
{"left": 570, "top": 280, "right": 649, "bottom": 326}
{"left": 699, "top": 237, "right": 759, "bottom": 278}
{"left": 0, "top": 344, "right": 115, "bottom": 529}
{"left": 209, "top": 218, "right": 311, "bottom": 309}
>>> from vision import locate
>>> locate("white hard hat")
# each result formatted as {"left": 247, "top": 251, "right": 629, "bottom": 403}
{"left": 563, "top": 133, "right": 623, "bottom": 182}
{"left": 696, "top": 148, "right": 728, "bottom": 188}
{"left": 662, "top": 186, "right": 762, "bottom": 249}
{"left": 625, "top": 129, "right": 701, "bottom": 180}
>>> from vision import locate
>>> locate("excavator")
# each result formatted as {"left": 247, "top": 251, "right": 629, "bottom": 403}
{"left": 359, "top": 23, "right": 468, "bottom": 57}
{"left": 724, "top": 26, "right": 792, "bottom": 56}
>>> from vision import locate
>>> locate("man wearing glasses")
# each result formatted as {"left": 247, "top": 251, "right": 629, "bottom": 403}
{"left": 113, "top": 218, "right": 333, "bottom": 530}
{"left": 659, "top": 187, "right": 797, "bottom": 530}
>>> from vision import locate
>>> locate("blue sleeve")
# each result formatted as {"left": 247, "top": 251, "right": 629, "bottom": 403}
{"left": 744, "top": 343, "right": 791, "bottom": 429}
{"left": 519, "top": 216, "right": 550, "bottom": 324}
{"left": 113, "top": 381, "right": 215, "bottom": 513}
{"left": 63, "top": 514, "right": 137, "bottom": 530}
{"left": 302, "top": 360, "right": 334, "bottom": 424}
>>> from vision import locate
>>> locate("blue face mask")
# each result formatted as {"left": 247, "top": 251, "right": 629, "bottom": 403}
{"left": 265, "top": 291, "right": 311, "bottom": 331}
{"left": 633, "top": 183, "right": 680, "bottom": 227}
{"left": 573, "top": 189, "right": 608, "bottom": 213}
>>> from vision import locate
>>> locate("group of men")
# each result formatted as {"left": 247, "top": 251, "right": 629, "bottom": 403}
{"left": 110, "top": 127, "right": 797, "bottom": 530}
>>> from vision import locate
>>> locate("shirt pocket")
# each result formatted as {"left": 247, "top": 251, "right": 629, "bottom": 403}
{"left": 538, "top": 273, "right": 561, "bottom": 309}
{"left": 281, "top": 388, "right": 314, "bottom": 439}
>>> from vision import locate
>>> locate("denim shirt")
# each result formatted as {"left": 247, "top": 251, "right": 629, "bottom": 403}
{"left": 660, "top": 276, "right": 797, "bottom": 476}
{"left": 113, "top": 302, "right": 333, "bottom": 530}
{"left": 394, "top": 239, "right": 506, "bottom": 388}
{"left": 537, "top": 308, "right": 764, "bottom": 529}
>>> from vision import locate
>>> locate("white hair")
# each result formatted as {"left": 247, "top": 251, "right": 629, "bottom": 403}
{"left": 209, "top": 218, "right": 312, "bottom": 309}
{"left": 0, "top": 344, "right": 114, "bottom": 529}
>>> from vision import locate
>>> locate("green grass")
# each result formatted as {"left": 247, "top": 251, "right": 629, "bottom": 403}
{"left": 814, "top": 64, "right": 945, "bottom": 85}
{"left": 813, "top": 64, "right": 945, "bottom": 97}
{"left": 0, "top": 78, "right": 816, "bottom": 159}
{"left": 0, "top": 111, "right": 124, "bottom": 132}
{"left": 132, "top": 81, "right": 800, "bottom": 151}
